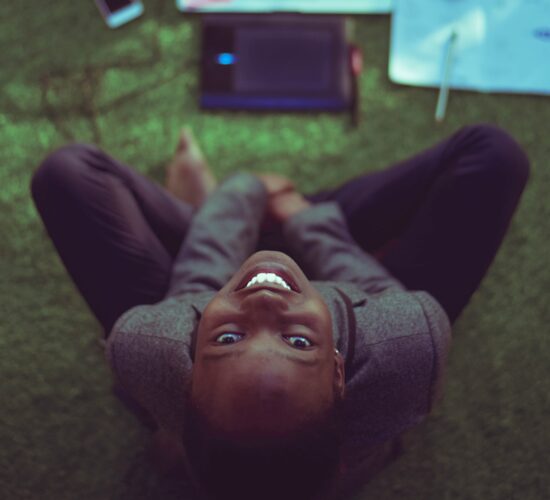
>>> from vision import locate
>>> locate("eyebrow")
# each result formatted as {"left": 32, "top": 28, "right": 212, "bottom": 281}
{"left": 201, "top": 349, "right": 319, "bottom": 366}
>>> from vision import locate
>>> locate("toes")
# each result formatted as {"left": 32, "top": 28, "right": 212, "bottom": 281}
{"left": 177, "top": 127, "right": 193, "bottom": 152}
{"left": 173, "top": 127, "right": 208, "bottom": 167}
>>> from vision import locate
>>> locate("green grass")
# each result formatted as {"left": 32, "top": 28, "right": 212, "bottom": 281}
{"left": 1, "top": 2, "right": 549, "bottom": 499}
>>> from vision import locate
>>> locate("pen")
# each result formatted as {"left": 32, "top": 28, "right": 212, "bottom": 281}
{"left": 435, "top": 30, "right": 458, "bottom": 123}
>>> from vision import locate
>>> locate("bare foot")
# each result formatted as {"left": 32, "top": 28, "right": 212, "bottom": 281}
{"left": 165, "top": 127, "right": 217, "bottom": 208}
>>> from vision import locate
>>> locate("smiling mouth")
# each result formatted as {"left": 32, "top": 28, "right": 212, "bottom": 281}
{"left": 236, "top": 265, "right": 300, "bottom": 293}
{"left": 245, "top": 272, "right": 292, "bottom": 290}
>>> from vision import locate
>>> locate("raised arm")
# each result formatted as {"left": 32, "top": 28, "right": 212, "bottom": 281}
{"left": 281, "top": 197, "right": 405, "bottom": 294}
{"left": 165, "top": 172, "right": 268, "bottom": 297}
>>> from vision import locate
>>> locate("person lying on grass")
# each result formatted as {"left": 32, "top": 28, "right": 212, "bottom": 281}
{"left": 31, "top": 124, "right": 529, "bottom": 500}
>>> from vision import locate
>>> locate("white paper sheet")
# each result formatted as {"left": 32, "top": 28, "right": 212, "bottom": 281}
{"left": 389, "top": 0, "right": 550, "bottom": 95}
{"left": 177, "top": 0, "right": 392, "bottom": 14}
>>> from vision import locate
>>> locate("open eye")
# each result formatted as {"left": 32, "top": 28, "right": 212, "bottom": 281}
{"left": 214, "top": 332, "right": 312, "bottom": 349}
{"left": 215, "top": 332, "right": 243, "bottom": 344}
{"left": 285, "top": 336, "right": 312, "bottom": 349}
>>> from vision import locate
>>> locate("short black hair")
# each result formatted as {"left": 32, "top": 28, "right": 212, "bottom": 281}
{"left": 181, "top": 383, "right": 345, "bottom": 500}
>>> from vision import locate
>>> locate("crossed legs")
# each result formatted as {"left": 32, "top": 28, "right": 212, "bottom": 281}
{"left": 31, "top": 124, "right": 530, "bottom": 333}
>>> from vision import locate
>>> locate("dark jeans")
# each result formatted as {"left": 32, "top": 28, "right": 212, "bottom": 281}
{"left": 31, "top": 124, "right": 530, "bottom": 334}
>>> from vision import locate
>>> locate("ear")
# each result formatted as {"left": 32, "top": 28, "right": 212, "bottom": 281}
{"left": 334, "top": 351, "right": 346, "bottom": 399}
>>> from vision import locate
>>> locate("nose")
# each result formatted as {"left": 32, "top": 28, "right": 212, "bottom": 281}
{"left": 240, "top": 288, "right": 289, "bottom": 316}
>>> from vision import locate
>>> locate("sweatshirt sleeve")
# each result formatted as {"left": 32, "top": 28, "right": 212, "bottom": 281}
{"left": 165, "top": 172, "right": 268, "bottom": 297}
{"left": 341, "top": 289, "right": 452, "bottom": 458}
{"left": 282, "top": 201, "right": 405, "bottom": 294}
{"left": 104, "top": 295, "right": 201, "bottom": 435}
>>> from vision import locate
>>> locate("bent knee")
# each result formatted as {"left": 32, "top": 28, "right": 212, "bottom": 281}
{"left": 31, "top": 143, "right": 100, "bottom": 198}
{"left": 459, "top": 124, "right": 531, "bottom": 188}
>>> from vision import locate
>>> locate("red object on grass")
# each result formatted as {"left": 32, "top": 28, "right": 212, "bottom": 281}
{"left": 350, "top": 45, "right": 363, "bottom": 76}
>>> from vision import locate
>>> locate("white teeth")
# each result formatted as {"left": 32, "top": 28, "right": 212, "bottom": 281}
{"left": 245, "top": 272, "right": 291, "bottom": 290}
